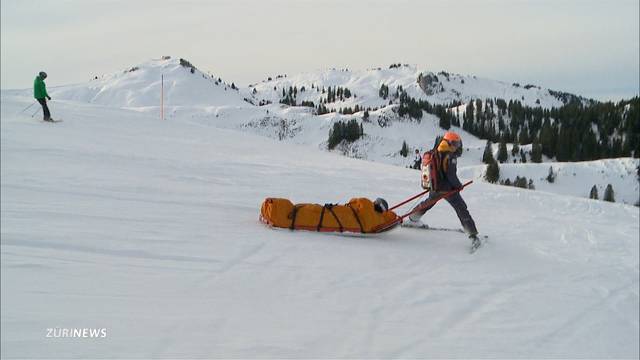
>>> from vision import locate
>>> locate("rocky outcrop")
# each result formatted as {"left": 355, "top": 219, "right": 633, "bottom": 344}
{"left": 417, "top": 72, "right": 444, "bottom": 96}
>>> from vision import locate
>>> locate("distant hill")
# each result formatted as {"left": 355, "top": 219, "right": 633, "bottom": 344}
{"left": 50, "top": 57, "right": 249, "bottom": 108}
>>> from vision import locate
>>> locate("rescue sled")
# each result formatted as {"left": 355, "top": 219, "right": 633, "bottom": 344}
{"left": 260, "top": 181, "right": 472, "bottom": 235}
{"left": 260, "top": 197, "right": 400, "bottom": 234}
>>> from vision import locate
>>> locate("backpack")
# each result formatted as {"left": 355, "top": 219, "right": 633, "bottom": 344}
{"left": 420, "top": 136, "right": 444, "bottom": 191}
{"left": 421, "top": 150, "right": 440, "bottom": 191}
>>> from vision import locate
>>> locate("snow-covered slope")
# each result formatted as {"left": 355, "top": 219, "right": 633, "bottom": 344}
{"left": 1, "top": 93, "right": 638, "bottom": 358}
{"left": 166, "top": 101, "right": 640, "bottom": 205}
{"left": 50, "top": 57, "right": 249, "bottom": 108}
{"left": 468, "top": 159, "right": 640, "bottom": 205}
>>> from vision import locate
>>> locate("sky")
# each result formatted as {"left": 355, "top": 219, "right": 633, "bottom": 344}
{"left": 1, "top": 0, "right": 638, "bottom": 101}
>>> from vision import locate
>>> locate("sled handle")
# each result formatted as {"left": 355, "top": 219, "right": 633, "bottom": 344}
{"left": 372, "top": 181, "right": 473, "bottom": 234}
{"left": 388, "top": 189, "right": 429, "bottom": 211}
{"left": 398, "top": 180, "right": 473, "bottom": 221}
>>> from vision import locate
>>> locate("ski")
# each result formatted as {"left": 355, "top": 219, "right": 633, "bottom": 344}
{"left": 43, "top": 119, "right": 63, "bottom": 123}
{"left": 401, "top": 222, "right": 465, "bottom": 233}
{"left": 402, "top": 222, "right": 488, "bottom": 254}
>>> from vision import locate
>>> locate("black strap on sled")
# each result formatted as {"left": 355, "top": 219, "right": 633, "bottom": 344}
{"left": 317, "top": 205, "right": 326, "bottom": 231}
{"left": 324, "top": 204, "right": 344, "bottom": 232}
{"left": 289, "top": 204, "right": 302, "bottom": 230}
{"left": 346, "top": 204, "right": 364, "bottom": 233}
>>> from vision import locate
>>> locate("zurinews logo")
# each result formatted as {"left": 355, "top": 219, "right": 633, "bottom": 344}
{"left": 46, "top": 328, "right": 107, "bottom": 338}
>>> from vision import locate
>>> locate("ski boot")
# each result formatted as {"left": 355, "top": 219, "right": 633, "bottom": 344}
{"left": 469, "top": 233, "right": 482, "bottom": 253}
{"left": 403, "top": 217, "right": 429, "bottom": 229}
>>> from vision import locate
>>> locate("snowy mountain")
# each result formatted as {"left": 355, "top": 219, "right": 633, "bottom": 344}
{"left": 50, "top": 57, "right": 249, "bottom": 108}
{"left": 10, "top": 57, "right": 639, "bottom": 205}
{"left": 1, "top": 92, "right": 638, "bottom": 358}
{"left": 245, "top": 64, "right": 571, "bottom": 110}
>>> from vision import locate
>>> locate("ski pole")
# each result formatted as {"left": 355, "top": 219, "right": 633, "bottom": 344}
{"left": 30, "top": 106, "right": 41, "bottom": 117}
{"left": 389, "top": 189, "right": 429, "bottom": 211}
{"left": 398, "top": 180, "right": 473, "bottom": 222}
{"left": 20, "top": 102, "right": 37, "bottom": 113}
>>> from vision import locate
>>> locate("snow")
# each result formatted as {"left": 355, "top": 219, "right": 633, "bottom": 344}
{"left": 2, "top": 88, "right": 639, "bottom": 358}
{"left": 479, "top": 159, "right": 640, "bottom": 205}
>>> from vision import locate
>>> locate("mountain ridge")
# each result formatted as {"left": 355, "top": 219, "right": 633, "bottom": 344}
{"left": 5, "top": 56, "right": 638, "bottom": 205}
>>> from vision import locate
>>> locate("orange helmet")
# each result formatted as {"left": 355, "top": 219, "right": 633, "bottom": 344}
{"left": 439, "top": 131, "right": 463, "bottom": 155}
{"left": 443, "top": 131, "right": 461, "bottom": 143}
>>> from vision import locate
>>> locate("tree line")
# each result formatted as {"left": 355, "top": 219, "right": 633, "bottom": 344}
{"left": 382, "top": 86, "right": 638, "bottom": 161}
{"left": 461, "top": 97, "right": 639, "bottom": 161}
{"left": 327, "top": 119, "right": 364, "bottom": 150}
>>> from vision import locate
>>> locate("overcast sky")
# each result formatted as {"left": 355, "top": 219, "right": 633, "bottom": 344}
{"left": 1, "top": 0, "right": 638, "bottom": 100}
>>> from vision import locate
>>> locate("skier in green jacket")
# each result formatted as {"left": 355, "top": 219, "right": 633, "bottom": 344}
{"left": 34, "top": 71, "right": 52, "bottom": 121}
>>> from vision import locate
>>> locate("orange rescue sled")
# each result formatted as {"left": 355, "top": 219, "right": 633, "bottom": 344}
{"left": 260, "top": 181, "right": 473, "bottom": 235}
{"left": 260, "top": 198, "right": 400, "bottom": 234}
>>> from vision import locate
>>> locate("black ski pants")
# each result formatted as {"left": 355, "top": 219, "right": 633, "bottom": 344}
{"left": 409, "top": 191, "right": 478, "bottom": 235}
{"left": 36, "top": 98, "right": 50, "bottom": 120}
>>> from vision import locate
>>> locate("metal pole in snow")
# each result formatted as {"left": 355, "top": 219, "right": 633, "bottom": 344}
{"left": 161, "top": 74, "right": 164, "bottom": 120}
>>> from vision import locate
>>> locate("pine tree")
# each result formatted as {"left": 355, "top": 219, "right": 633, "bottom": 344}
{"left": 439, "top": 113, "right": 451, "bottom": 129}
{"left": 540, "top": 119, "right": 554, "bottom": 157}
{"left": 589, "top": 185, "right": 599, "bottom": 200}
{"left": 400, "top": 141, "right": 409, "bottom": 157}
{"left": 327, "top": 119, "right": 363, "bottom": 150}
{"left": 511, "top": 142, "right": 520, "bottom": 157}
{"left": 482, "top": 141, "right": 494, "bottom": 164}
{"left": 520, "top": 149, "right": 527, "bottom": 163}
{"left": 485, "top": 160, "right": 500, "bottom": 183}
{"left": 531, "top": 139, "right": 543, "bottom": 163}
{"left": 327, "top": 123, "right": 341, "bottom": 150}
{"left": 379, "top": 84, "right": 389, "bottom": 99}
{"left": 497, "top": 140, "right": 508, "bottom": 163}
{"left": 604, "top": 184, "right": 615, "bottom": 202}
{"left": 546, "top": 166, "right": 556, "bottom": 183}
{"left": 519, "top": 125, "right": 530, "bottom": 144}
{"left": 463, "top": 101, "right": 475, "bottom": 132}
{"left": 363, "top": 110, "right": 370, "bottom": 122}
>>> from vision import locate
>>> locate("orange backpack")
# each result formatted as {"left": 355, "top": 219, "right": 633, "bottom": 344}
{"left": 421, "top": 150, "right": 440, "bottom": 191}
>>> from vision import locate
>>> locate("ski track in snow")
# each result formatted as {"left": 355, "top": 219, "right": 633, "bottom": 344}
{"left": 1, "top": 92, "right": 639, "bottom": 358}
